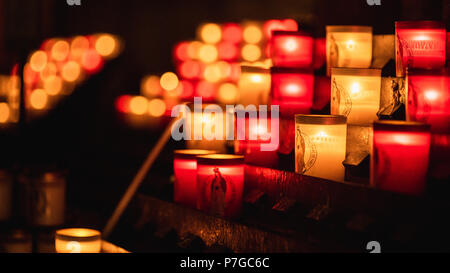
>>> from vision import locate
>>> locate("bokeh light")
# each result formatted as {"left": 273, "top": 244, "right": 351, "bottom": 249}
{"left": 44, "top": 75, "right": 63, "bottom": 95}
{"left": 199, "top": 23, "right": 222, "bottom": 44}
{"left": 0, "top": 103, "right": 10, "bottom": 123}
{"left": 129, "top": 96, "right": 148, "bottom": 115}
{"left": 160, "top": 72, "right": 179, "bottom": 91}
{"left": 81, "top": 49, "right": 103, "bottom": 73}
{"left": 30, "top": 89, "right": 48, "bottom": 110}
{"left": 222, "top": 23, "right": 243, "bottom": 44}
{"left": 71, "top": 36, "right": 90, "bottom": 60}
{"left": 198, "top": 44, "right": 218, "bottom": 63}
{"left": 95, "top": 34, "right": 117, "bottom": 58}
{"left": 242, "top": 44, "right": 261, "bottom": 61}
{"left": 30, "top": 51, "right": 48, "bottom": 72}
{"left": 62, "top": 61, "right": 82, "bottom": 82}
{"left": 218, "top": 83, "right": 238, "bottom": 104}
{"left": 148, "top": 98, "right": 167, "bottom": 117}
{"left": 174, "top": 42, "right": 190, "bottom": 61}
{"left": 243, "top": 25, "right": 263, "bottom": 44}
{"left": 141, "top": 75, "right": 163, "bottom": 97}
{"left": 203, "top": 64, "right": 222, "bottom": 83}
{"left": 51, "top": 40, "right": 70, "bottom": 62}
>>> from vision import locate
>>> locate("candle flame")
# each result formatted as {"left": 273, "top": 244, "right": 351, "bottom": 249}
{"left": 284, "top": 39, "right": 298, "bottom": 52}
{"left": 425, "top": 90, "right": 438, "bottom": 101}
{"left": 285, "top": 84, "right": 300, "bottom": 94}
{"left": 346, "top": 40, "right": 356, "bottom": 50}
{"left": 351, "top": 82, "right": 361, "bottom": 95}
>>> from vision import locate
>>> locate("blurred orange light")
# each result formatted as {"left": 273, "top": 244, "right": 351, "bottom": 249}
{"left": 71, "top": 36, "right": 90, "bottom": 60}
{"left": 0, "top": 103, "right": 10, "bottom": 123}
{"left": 95, "top": 34, "right": 117, "bottom": 58}
{"left": 30, "top": 89, "right": 48, "bottom": 110}
{"left": 141, "top": 75, "right": 162, "bottom": 97}
{"left": 44, "top": 75, "right": 63, "bottom": 95}
{"left": 203, "top": 64, "right": 222, "bottom": 83}
{"left": 160, "top": 72, "right": 179, "bottom": 91}
{"left": 62, "top": 61, "right": 81, "bottom": 82}
{"left": 199, "top": 23, "right": 222, "bottom": 44}
{"left": 242, "top": 44, "right": 261, "bottom": 61}
{"left": 187, "top": 41, "right": 203, "bottom": 59}
{"left": 179, "top": 80, "right": 194, "bottom": 99}
{"left": 81, "top": 49, "right": 103, "bottom": 73}
{"left": 39, "top": 62, "right": 58, "bottom": 81}
{"left": 51, "top": 40, "right": 70, "bottom": 62}
{"left": 243, "top": 25, "right": 263, "bottom": 44}
{"left": 30, "top": 51, "right": 48, "bottom": 72}
{"left": 198, "top": 44, "right": 218, "bottom": 63}
{"left": 129, "top": 96, "right": 148, "bottom": 115}
{"left": 218, "top": 83, "right": 238, "bottom": 104}
{"left": 148, "top": 98, "right": 166, "bottom": 117}
{"left": 222, "top": 23, "right": 243, "bottom": 44}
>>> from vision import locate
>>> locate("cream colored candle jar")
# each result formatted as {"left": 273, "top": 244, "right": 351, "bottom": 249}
{"left": 326, "top": 26, "right": 373, "bottom": 75}
{"left": 237, "top": 66, "right": 271, "bottom": 106}
{"left": 55, "top": 228, "right": 102, "bottom": 253}
{"left": 295, "top": 115, "right": 347, "bottom": 182}
{"left": 331, "top": 68, "right": 381, "bottom": 125}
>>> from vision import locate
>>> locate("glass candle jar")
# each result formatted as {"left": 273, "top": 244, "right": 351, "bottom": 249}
{"left": 55, "top": 228, "right": 102, "bottom": 253}
{"left": 295, "top": 115, "right": 347, "bottom": 182}
{"left": 237, "top": 66, "right": 271, "bottom": 106}
{"left": 406, "top": 69, "right": 450, "bottom": 134}
{"left": 19, "top": 171, "right": 66, "bottom": 227}
{"left": 395, "top": 21, "right": 446, "bottom": 77}
{"left": 270, "top": 67, "right": 314, "bottom": 117}
{"left": 0, "top": 170, "right": 12, "bottom": 222}
{"left": 271, "top": 30, "right": 314, "bottom": 68}
{"left": 326, "top": 26, "right": 373, "bottom": 76}
{"left": 196, "top": 154, "right": 244, "bottom": 219}
{"left": 173, "top": 149, "right": 217, "bottom": 208}
{"left": 371, "top": 121, "right": 431, "bottom": 195}
{"left": 331, "top": 68, "right": 382, "bottom": 125}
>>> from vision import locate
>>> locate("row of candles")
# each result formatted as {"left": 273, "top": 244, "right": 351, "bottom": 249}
{"left": 170, "top": 20, "right": 449, "bottom": 218}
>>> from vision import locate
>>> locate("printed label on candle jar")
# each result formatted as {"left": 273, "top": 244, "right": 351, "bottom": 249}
{"left": 295, "top": 128, "right": 317, "bottom": 174}
{"left": 198, "top": 168, "right": 237, "bottom": 217}
{"left": 331, "top": 78, "right": 352, "bottom": 117}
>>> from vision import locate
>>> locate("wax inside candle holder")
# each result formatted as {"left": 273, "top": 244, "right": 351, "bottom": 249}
{"left": 331, "top": 68, "right": 381, "bottom": 125}
{"left": 270, "top": 67, "right": 314, "bottom": 117}
{"left": 326, "top": 26, "right": 373, "bottom": 76}
{"left": 237, "top": 66, "right": 271, "bottom": 106}
{"left": 55, "top": 228, "right": 102, "bottom": 253}
{"left": 173, "top": 149, "right": 217, "bottom": 208}
{"left": 371, "top": 121, "right": 431, "bottom": 196}
{"left": 406, "top": 69, "right": 450, "bottom": 134}
{"left": 295, "top": 115, "right": 347, "bottom": 182}
{"left": 196, "top": 154, "right": 244, "bottom": 219}
{"left": 271, "top": 31, "right": 314, "bottom": 68}
{"left": 395, "top": 21, "right": 446, "bottom": 77}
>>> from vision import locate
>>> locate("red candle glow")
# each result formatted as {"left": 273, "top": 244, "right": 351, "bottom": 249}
{"left": 395, "top": 21, "right": 447, "bottom": 77}
{"left": 270, "top": 67, "right": 314, "bottom": 117}
{"left": 271, "top": 31, "right": 314, "bottom": 68}
{"left": 371, "top": 121, "right": 431, "bottom": 196}
{"left": 196, "top": 154, "right": 244, "bottom": 219}
{"left": 407, "top": 69, "right": 450, "bottom": 134}
{"left": 174, "top": 150, "right": 217, "bottom": 208}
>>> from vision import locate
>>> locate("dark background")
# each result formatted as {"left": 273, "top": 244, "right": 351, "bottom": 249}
{"left": 0, "top": 0, "right": 448, "bottom": 227}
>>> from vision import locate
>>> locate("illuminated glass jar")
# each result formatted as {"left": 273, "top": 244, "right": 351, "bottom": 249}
{"left": 237, "top": 66, "right": 271, "bottom": 106}
{"left": 196, "top": 154, "right": 244, "bottom": 219}
{"left": 331, "top": 68, "right": 381, "bottom": 125}
{"left": 371, "top": 121, "right": 431, "bottom": 196}
{"left": 185, "top": 103, "right": 229, "bottom": 152}
{"left": 271, "top": 30, "right": 314, "bottom": 68}
{"left": 173, "top": 149, "right": 217, "bottom": 209}
{"left": 270, "top": 67, "right": 314, "bottom": 117}
{"left": 326, "top": 26, "right": 373, "bottom": 75}
{"left": 19, "top": 171, "right": 66, "bottom": 227}
{"left": 295, "top": 115, "right": 347, "bottom": 182}
{"left": 395, "top": 21, "right": 446, "bottom": 77}
{"left": 406, "top": 69, "right": 450, "bottom": 134}
{"left": 55, "top": 228, "right": 102, "bottom": 253}
{"left": 0, "top": 170, "right": 12, "bottom": 222}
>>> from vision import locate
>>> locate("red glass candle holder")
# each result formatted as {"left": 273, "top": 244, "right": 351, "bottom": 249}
{"left": 174, "top": 150, "right": 217, "bottom": 208}
{"left": 270, "top": 67, "right": 314, "bottom": 118}
{"left": 395, "top": 21, "right": 447, "bottom": 77}
{"left": 407, "top": 69, "right": 450, "bottom": 134}
{"left": 196, "top": 154, "right": 244, "bottom": 219}
{"left": 271, "top": 31, "right": 314, "bottom": 68}
{"left": 371, "top": 121, "right": 431, "bottom": 196}
{"left": 234, "top": 111, "right": 279, "bottom": 167}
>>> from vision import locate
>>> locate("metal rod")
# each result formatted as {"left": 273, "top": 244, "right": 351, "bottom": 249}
{"left": 103, "top": 117, "right": 177, "bottom": 238}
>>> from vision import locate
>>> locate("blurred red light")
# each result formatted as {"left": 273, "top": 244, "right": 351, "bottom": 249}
{"left": 174, "top": 41, "right": 190, "bottom": 62}
{"left": 81, "top": 49, "right": 104, "bottom": 73}
{"left": 263, "top": 19, "right": 298, "bottom": 39}
{"left": 116, "top": 95, "right": 132, "bottom": 113}
{"left": 179, "top": 61, "right": 202, "bottom": 79}
{"left": 218, "top": 42, "right": 239, "bottom": 61}
{"left": 179, "top": 80, "right": 195, "bottom": 100}
{"left": 222, "top": 23, "right": 243, "bottom": 44}
{"left": 195, "top": 81, "right": 216, "bottom": 102}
